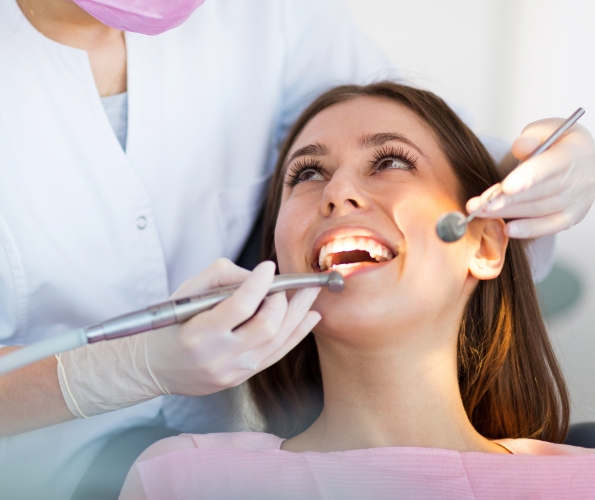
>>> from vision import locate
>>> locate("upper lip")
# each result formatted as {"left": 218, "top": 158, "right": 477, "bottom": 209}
{"left": 309, "top": 225, "right": 400, "bottom": 271}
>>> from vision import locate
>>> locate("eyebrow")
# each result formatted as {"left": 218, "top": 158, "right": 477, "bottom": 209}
{"left": 285, "top": 142, "right": 330, "bottom": 166}
{"left": 358, "top": 132, "right": 428, "bottom": 158}
{"left": 284, "top": 132, "right": 428, "bottom": 169}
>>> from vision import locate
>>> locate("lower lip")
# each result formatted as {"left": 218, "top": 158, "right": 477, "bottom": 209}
{"left": 316, "top": 259, "right": 394, "bottom": 279}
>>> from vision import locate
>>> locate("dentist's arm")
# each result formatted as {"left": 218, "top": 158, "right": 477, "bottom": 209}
{"left": 0, "top": 259, "right": 320, "bottom": 435}
{"left": 467, "top": 119, "right": 595, "bottom": 238}
{"left": 0, "top": 347, "right": 74, "bottom": 435}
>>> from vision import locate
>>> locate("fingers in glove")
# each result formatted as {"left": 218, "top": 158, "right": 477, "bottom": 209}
{"left": 512, "top": 117, "right": 582, "bottom": 160}
{"left": 201, "top": 260, "right": 276, "bottom": 330}
{"left": 467, "top": 144, "right": 574, "bottom": 215}
{"left": 476, "top": 174, "right": 576, "bottom": 219}
{"left": 512, "top": 121, "right": 565, "bottom": 161}
{"left": 491, "top": 171, "right": 568, "bottom": 207}
{"left": 172, "top": 258, "right": 251, "bottom": 299}
{"left": 466, "top": 183, "right": 504, "bottom": 214}
{"left": 511, "top": 135, "right": 541, "bottom": 161}
{"left": 224, "top": 288, "right": 321, "bottom": 381}
{"left": 487, "top": 197, "right": 576, "bottom": 220}
{"left": 232, "top": 291, "right": 289, "bottom": 350}
{"left": 505, "top": 210, "right": 579, "bottom": 239}
{"left": 235, "top": 287, "right": 320, "bottom": 351}
{"left": 501, "top": 145, "right": 573, "bottom": 195}
{"left": 247, "top": 309, "right": 322, "bottom": 373}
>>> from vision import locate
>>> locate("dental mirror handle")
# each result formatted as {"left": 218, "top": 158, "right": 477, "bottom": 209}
{"left": 463, "top": 107, "right": 585, "bottom": 225}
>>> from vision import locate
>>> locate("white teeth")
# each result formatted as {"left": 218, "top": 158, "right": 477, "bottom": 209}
{"left": 328, "top": 240, "right": 337, "bottom": 254}
{"left": 317, "top": 236, "right": 395, "bottom": 271}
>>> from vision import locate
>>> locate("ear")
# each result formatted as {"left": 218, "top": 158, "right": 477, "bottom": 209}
{"left": 468, "top": 218, "right": 508, "bottom": 280}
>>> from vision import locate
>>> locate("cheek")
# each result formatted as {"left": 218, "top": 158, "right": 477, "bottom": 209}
{"left": 274, "top": 209, "right": 294, "bottom": 273}
{"left": 395, "top": 197, "right": 471, "bottom": 301}
{"left": 274, "top": 199, "right": 316, "bottom": 273}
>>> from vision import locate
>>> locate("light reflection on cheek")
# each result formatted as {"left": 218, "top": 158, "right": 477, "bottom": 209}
{"left": 274, "top": 209, "right": 291, "bottom": 272}
{"left": 396, "top": 197, "right": 459, "bottom": 275}
{"left": 275, "top": 203, "right": 307, "bottom": 273}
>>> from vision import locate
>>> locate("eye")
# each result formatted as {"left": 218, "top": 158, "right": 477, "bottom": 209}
{"left": 284, "top": 159, "right": 326, "bottom": 187}
{"left": 371, "top": 145, "right": 418, "bottom": 173}
{"left": 297, "top": 168, "right": 325, "bottom": 182}
{"left": 375, "top": 157, "right": 412, "bottom": 171}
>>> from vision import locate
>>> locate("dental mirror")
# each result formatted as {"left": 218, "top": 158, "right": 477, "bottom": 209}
{"left": 436, "top": 211, "right": 468, "bottom": 243}
{"left": 436, "top": 108, "right": 585, "bottom": 243}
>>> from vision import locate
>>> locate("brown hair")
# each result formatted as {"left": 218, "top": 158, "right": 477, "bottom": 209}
{"left": 249, "top": 82, "right": 569, "bottom": 443}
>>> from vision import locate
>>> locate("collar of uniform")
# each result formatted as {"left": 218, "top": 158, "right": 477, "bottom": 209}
{"left": 2, "top": 0, "right": 91, "bottom": 60}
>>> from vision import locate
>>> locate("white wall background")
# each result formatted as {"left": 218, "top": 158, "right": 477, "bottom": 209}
{"left": 343, "top": 0, "right": 595, "bottom": 423}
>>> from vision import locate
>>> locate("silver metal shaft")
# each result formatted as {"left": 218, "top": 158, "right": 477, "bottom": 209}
{"left": 0, "top": 272, "right": 344, "bottom": 377}
{"left": 85, "top": 271, "right": 344, "bottom": 343}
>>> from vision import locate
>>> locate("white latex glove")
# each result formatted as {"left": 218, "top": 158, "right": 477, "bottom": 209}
{"left": 146, "top": 258, "right": 322, "bottom": 396}
{"left": 467, "top": 118, "right": 595, "bottom": 239}
{"left": 57, "top": 258, "right": 321, "bottom": 417}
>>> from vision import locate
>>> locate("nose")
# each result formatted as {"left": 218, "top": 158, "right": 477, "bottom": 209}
{"left": 320, "top": 169, "right": 369, "bottom": 217}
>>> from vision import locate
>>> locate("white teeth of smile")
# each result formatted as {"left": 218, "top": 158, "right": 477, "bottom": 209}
{"left": 318, "top": 237, "right": 395, "bottom": 271}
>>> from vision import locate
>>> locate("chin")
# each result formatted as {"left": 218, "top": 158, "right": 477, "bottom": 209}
{"left": 311, "top": 289, "right": 405, "bottom": 343}
{"left": 310, "top": 278, "right": 452, "bottom": 347}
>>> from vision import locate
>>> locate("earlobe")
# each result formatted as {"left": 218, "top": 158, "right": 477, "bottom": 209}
{"left": 468, "top": 218, "right": 508, "bottom": 280}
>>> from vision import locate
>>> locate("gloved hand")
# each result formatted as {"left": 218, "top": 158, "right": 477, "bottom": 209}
{"left": 146, "top": 259, "right": 321, "bottom": 396}
{"left": 57, "top": 259, "right": 321, "bottom": 417}
{"left": 467, "top": 119, "right": 595, "bottom": 239}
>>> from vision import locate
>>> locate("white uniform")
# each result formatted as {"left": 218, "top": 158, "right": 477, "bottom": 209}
{"left": 0, "top": 0, "right": 557, "bottom": 497}
{"left": 0, "top": 0, "right": 393, "bottom": 497}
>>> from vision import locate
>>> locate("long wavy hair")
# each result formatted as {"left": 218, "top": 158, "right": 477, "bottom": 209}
{"left": 248, "top": 82, "right": 569, "bottom": 443}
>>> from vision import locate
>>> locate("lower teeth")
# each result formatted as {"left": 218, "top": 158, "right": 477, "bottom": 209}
{"left": 319, "top": 250, "right": 395, "bottom": 271}
{"left": 331, "top": 263, "right": 360, "bottom": 269}
{"left": 325, "top": 260, "right": 384, "bottom": 271}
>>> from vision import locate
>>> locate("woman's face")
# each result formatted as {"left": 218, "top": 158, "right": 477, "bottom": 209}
{"left": 275, "top": 96, "right": 483, "bottom": 344}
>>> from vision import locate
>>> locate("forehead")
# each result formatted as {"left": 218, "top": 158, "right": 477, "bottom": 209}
{"left": 283, "top": 95, "right": 463, "bottom": 207}
{"left": 289, "top": 96, "right": 439, "bottom": 156}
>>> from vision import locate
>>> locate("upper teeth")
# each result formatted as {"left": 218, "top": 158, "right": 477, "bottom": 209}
{"left": 318, "top": 237, "right": 395, "bottom": 271}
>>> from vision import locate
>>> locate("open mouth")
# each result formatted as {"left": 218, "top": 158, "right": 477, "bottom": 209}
{"left": 316, "top": 236, "right": 396, "bottom": 272}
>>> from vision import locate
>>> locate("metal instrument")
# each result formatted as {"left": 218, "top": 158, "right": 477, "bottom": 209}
{"left": 85, "top": 271, "right": 344, "bottom": 343}
{"left": 0, "top": 271, "right": 344, "bottom": 376}
{"left": 436, "top": 108, "right": 585, "bottom": 243}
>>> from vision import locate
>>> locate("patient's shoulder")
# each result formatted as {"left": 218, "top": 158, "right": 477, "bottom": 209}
{"left": 120, "top": 432, "right": 283, "bottom": 499}
{"left": 139, "top": 431, "right": 282, "bottom": 461}
{"left": 495, "top": 438, "right": 595, "bottom": 455}
{"left": 185, "top": 431, "right": 284, "bottom": 451}
{"left": 134, "top": 434, "right": 197, "bottom": 463}
{"left": 120, "top": 435, "right": 198, "bottom": 500}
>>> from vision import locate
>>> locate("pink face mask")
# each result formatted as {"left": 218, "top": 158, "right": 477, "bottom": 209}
{"left": 72, "top": 0, "right": 206, "bottom": 35}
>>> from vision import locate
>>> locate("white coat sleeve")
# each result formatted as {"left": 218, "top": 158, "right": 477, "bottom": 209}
{"left": 276, "top": 0, "right": 396, "bottom": 141}
{"left": 0, "top": 219, "right": 22, "bottom": 349}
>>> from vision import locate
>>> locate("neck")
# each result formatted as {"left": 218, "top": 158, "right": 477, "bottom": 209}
{"left": 17, "top": 0, "right": 120, "bottom": 49}
{"left": 282, "top": 322, "right": 507, "bottom": 454}
{"left": 17, "top": 0, "right": 128, "bottom": 97}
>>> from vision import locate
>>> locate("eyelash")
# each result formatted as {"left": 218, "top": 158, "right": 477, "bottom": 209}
{"left": 284, "top": 158, "right": 325, "bottom": 188}
{"left": 284, "top": 145, "right": 418, "bottom": 188}
{"left": 371, "top": 145, "right": 418, "bottom": 172}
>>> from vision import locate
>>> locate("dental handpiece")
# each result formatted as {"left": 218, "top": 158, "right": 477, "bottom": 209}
{"left": 0, "top": 272, "right": 344, "bottom": 376}
{"left": 436, "top": 108, "right": 586, "bottom": 243}
{"left": 85, "top": 271, "right": 344, "bottom": 343}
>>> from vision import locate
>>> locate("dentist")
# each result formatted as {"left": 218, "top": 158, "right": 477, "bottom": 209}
{"left": 0, "top": 1, "right": 394, "bottom": 497}
{"left": 0, "top": 0, "right": 593, "bottom": 498}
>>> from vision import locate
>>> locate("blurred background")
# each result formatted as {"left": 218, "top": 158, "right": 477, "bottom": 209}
{"left": 343, "top": 0, "right": 595, "bottom": 424}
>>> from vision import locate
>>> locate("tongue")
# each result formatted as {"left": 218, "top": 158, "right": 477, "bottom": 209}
{"left": 331, "top": 250, "right": 377, "bottom": 266}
